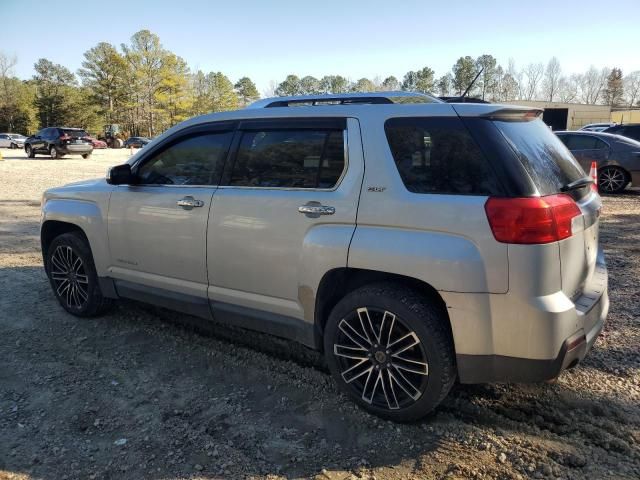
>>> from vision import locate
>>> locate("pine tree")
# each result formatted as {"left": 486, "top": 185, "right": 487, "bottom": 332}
{"left": 604, "top": 68, "right": 624, "bottom": 106}
{"left": 234, "top": 77, "right": 260, "bottom": 106}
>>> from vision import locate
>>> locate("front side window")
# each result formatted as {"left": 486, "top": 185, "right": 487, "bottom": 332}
{"left": 137, "top": 132, "right": 233, "bottom": 185}
{"left": 229, "top": 129, "right": 345, "bottom": 188}
{"left": 385, "top": 117, "right": 502, "bottom": 195}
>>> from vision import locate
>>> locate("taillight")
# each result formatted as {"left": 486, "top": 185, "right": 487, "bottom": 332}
{"left": 485, "top": 194, "right": 581, "bottom": 244}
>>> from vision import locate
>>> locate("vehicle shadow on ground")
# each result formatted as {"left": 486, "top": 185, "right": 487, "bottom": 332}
{"left": 1, "top": 265, "right": 638, "bottom": 479}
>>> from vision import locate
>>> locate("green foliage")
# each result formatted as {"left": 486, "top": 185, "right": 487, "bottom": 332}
{"left": 381, "top": 76, "right": 400, "bottom": 91}
{"left": 235, "top": 77, "right": 260, "bottom": 106}
{"left": 299, "top": 76, "right": 321, "bottom": 94}
{"left": 319, "top": 75, "right": 350, "bottom": 94}
{"left": 352, "top": 78, "right": 377, "bottom": 92}
{"left": 276, "top": 75, "right": 302, "bottom": 96}
{"left": 33, "top": 58, "right": 78, "bottom": 127}
{"left": 78, "top": 42, "right": 128, "bottom": 124}
{"left": 437, "top": 73, "right": 453, "bottom": 96}
{"left": 452, "top": 56, "right": 477, "bottom": 95}
{"left": 475, "top": 54, "right": 498, "bottom": 100}
{"left": 207, "top": 72, "right": 239, "bottom": 112}
{"left": 401, "top": 67, "right": 435, "bottom": 93}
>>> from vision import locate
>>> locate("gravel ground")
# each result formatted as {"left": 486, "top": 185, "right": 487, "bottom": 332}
{"left": 0, "top": 148, "right": 638, "bottom": 480}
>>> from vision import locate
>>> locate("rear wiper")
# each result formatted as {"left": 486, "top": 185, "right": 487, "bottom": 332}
{"left": 561, "top": 177, "right": 593, "bottom": 192}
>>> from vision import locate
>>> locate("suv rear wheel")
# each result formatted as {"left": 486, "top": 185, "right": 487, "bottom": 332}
{"left": 599, "top": 166, "right": 628, "bottom": 194}
{"left": 45, "top": 232, "right": 113, "bottom": 317}
{"left": 324, "top": 283, "right": 456, "bottom": 421}
{"left": 50, "top": 146, "right": 59, "bottom": 159}
{"left": 25, "top": 145, "right": 35, "bottom": 158}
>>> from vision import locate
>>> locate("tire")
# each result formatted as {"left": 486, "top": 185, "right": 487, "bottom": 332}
{"left": 82, "top": 153, "right": 91, "bottom": 159}
{"left": 324, "top": 282, "right": 456, "bottom": 422}
{"left": 598, "top": 166, "right": 628, "bottom": 194}
{"left": 45, "top": 232, "right": 113, "bottom": 317}
{"left": 10, "top": 142, "right": 16, "bottom": 149}
{"left": 25, "top": 144, "right": 35, "bottom": 158}
{"left": 50, "top": 146, "right": 58, "bottom": 159}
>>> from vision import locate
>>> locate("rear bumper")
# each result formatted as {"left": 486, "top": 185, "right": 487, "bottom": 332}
{"left": 456, "top": 288, "right": 608, "bottom": 383}
{"left": 445, "top": 251, "right": 609, "bottom": 384}
{"left": 60, "top": 144, "right": 93, "bottom": 155}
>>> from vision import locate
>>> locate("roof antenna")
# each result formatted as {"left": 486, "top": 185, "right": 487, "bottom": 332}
{"left": 460, "top": 67, "right": 483, "bottom": 100}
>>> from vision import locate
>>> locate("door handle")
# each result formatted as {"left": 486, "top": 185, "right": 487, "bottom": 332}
{"left": 298, "top": 202, "right": 335, "bottom": 216}
{"left": 177, "top": 196, "right": 204, "bottom": 209}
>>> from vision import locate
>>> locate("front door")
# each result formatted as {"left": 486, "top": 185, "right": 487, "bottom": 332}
{"left": 107, "top": 129, "right": 234, "bottom": 304}
{"left": 207, "top": 118, "right": 363, "bottom": 322}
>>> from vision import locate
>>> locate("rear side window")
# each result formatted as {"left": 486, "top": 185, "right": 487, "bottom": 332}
{"left": 562, "top": 134, "right": 607, "bottom": 150}
{"left": 492, "top": 118, "right": 585, "bottom": 194}
{"left": 229, "top": 129, "right": 345, "bottom": 188}
{"left": 385, "top": 117, "right": 502, "bottom": 195}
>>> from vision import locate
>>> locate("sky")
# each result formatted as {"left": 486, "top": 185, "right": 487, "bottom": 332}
{"left": 2, "top": 0, "right": 640, "bottom": 94}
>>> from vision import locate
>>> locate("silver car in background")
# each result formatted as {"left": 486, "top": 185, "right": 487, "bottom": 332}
{"left": 39, "top": 93, "right": 609, "bottom": 421}
{"left": 556, "top": 130, "right": 640, "bottom": 193}
{"left": 0, "top": 133, "right": 26, "bottom": 149}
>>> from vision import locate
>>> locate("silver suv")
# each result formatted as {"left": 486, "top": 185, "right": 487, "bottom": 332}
{"left": 40, "top": 92, "right": 609, "bottom": 421}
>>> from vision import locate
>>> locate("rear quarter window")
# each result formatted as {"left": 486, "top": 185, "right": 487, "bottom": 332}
{"left": 384, "top": 117, "right": 503, "bottom": 195}
{"left": 492, "top": 118, "right": 585, "bottom": 195}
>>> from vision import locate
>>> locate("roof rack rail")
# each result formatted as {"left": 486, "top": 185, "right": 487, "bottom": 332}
{"left": 247, "top": 91, "right": 441, "bottom": 109}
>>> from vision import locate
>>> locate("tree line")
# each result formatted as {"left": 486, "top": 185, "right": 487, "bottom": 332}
{"left": 1, "top": 30, "right": 639, "bottom": 137}
{"left": 272, "top": 56, "right": 638, "bottom": 109}
{"left": 0, "top": 30, "right": 259, "bottom": 136}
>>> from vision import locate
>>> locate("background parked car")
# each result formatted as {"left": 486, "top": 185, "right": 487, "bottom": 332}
{"left": 579, "top": 123, "right": 616, "bottom": 132}
{"left": 556, "top": 130, "right": 640, "bottom": 193}
{"left": 123, "top": 136, "right": 150, "bottom": 148}
{"left": 24, "top": 127, "right": 93, "bottom": 159}
{"left": 603, "top": 123, "right": 640, "bottom": 142}
{"left": 84, "top": 136, "right": 108, "bottom": 149}
{"left": 0, "top": 133, "right": 27, "bottom": 149}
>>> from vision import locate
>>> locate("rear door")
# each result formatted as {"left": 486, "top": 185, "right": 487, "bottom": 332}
{"left": 0, "top": 134, "right": 9, "bottom": 147}
{"left": 207, "top": 117, "right": 362, "bottom": 321}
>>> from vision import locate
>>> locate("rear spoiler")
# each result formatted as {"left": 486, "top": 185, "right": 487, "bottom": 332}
{"left": 451, "top": 104, "right": 543, "bottom": 120}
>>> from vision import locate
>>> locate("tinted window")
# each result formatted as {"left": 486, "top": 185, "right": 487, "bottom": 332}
{"left": 492, "top": 118, "right": 585, "bottom": 194}
{"left": 385, "top": 117, "right": 502, "bottom": 195}
{"left": 0, "top": 135, "right": 7, "bottom": 139}
{"left": 62, "top": 129, "right": 89, "bottom": 138}
{"left": 137, "top": 132, "right": 233, "bottom": 185}
{"left": 564, "top": 135, "right": 603, "bottom": 150}
{"left": 229, "top": 129, "right": 345, "bottom": 188}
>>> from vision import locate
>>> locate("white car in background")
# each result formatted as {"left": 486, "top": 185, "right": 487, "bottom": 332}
{"left": 0, "top": 133, "right": 27, "bottom": 149}
{"left": 579, "top": 123, "right": 616, "bottom": 132}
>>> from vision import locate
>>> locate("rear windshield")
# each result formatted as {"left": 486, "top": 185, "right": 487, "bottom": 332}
{"left": 62, "top": 129, "right": 89, "bottom": 138}
{"left": 492, "top": 118, "right": 585, "bottom": 194}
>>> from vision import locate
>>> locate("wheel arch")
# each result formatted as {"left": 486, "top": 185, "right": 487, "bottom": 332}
{"left": 41, "top": 220, "right": 89, "bottom": 265}
{"left": 314, "top": 267, "right": 452, "bottom": 352}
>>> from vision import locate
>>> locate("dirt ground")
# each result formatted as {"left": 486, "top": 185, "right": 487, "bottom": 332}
{"left": 0, "top": 148, "right": 638, "bottom": 480}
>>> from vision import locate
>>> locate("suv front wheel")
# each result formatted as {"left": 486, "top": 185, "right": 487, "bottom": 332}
{"left": 45, "top": 232, "right": 113, "bottom": 317}
{"left": 324, "top": 283, "right": 456, "bottom": 421}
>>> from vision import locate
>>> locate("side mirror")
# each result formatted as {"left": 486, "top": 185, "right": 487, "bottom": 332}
{"left": 106, "top": 164, "right": 136, "bottom": 185}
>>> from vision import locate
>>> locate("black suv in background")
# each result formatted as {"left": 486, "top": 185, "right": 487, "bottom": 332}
{"left": 604, "top": 124, "right": 640, "bottom": 142}
{"left": 25, "top": 127, "right": 93, "bottom": 159}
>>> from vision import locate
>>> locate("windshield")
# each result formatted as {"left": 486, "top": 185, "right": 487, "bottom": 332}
{"left": 492, "top": 118, "right": 585, "bottom": 194}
